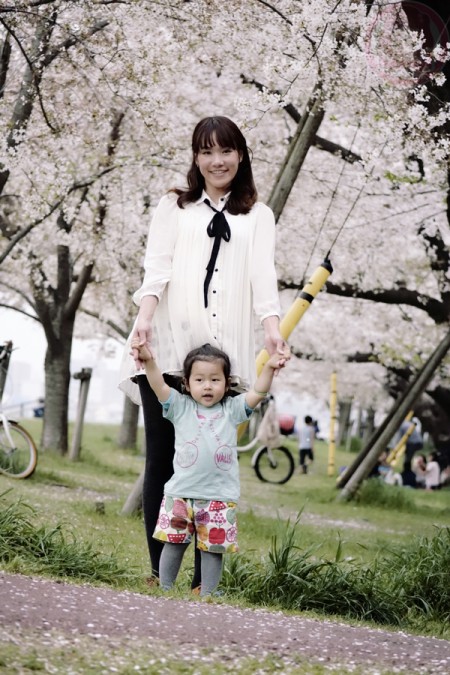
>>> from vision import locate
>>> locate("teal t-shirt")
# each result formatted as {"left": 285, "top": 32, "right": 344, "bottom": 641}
{"left": 161, "top": 389, "right": 252, "bottom": 501}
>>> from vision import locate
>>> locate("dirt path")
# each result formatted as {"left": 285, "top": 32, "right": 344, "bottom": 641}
{"left": 1, "top": 571, "right": 450, "bottom": 674}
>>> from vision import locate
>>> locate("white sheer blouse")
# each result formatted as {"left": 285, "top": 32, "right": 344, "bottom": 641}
{"left": 119, "top": 191, "right": 281, "bottom": 405}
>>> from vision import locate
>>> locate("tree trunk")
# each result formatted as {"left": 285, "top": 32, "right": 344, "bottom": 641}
{"left": 353, "top": 404, "right": 363, "bottom": 438}
{"left": 362, "top": 408, "right": 376, "bottom": 444}
{"left": 42, "top": 322, "right": 74, "bottom": 454}
{"left": 268, "top": 85, "right": 325, "bottom": 222}
{"left": 117, "top": 395, "right": 139, "bottom": 449}
{"left": 337, "top": 399, "right": 352, "bottom": 447}
{"left": 0, "top": 340, "right": 12, "bottom": 403}
{"left": 121, "top": 467, "right": 144, "bottom": 516}
{"left": 33, "top": 245, "right": 94, "bottom": 454}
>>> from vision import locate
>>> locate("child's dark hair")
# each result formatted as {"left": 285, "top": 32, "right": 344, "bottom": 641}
{"left": 183, "top": 343, "right": 231, "bottom": 382}
{"left": 305, "top": 415, "right": 313, "bottom": 424}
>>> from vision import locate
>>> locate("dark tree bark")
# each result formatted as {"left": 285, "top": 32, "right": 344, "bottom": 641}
{"left": 117, "top": 396, "right": 140, "bottom": 450}
{"left": 268, "top": 85, "right": 325, "bottom": 221}
{"left": 31, "top": 245, "right": 94, "bottom": 453}
{"left": 337, "top": 399, "right": 353, "bottom": 447}
{"left": 23, "top": 111, "right": 124, "bottom": 453}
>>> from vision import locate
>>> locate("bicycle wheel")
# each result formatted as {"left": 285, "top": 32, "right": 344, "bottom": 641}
{"left": 254, "top": 446, "right": 295, "bottom": 484}
{"left": 0, "top": 420, "right": 38, "bottom": 479}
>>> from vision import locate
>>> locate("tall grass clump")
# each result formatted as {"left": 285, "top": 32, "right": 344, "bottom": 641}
{"left": 0, "top": 492, "right": 136, "bottom": 585}
{"left": 222, "top": 518, "right": 405, "bottom": 625}
{"left": 221, "top": 517, "right": 450, "bottom": 634}
{"left": 379, "top": 526, "right": 450, "bottom": 627}
{"left": 355, "top": 477, "right": 417, "bottom": 511}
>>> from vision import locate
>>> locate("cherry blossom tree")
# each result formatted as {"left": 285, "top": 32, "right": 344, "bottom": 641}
{"left": 0, "top": 0, "right": 197, "bottom": 451}
{"left": 1, "top": 0, "right": 449, "bottom": 456}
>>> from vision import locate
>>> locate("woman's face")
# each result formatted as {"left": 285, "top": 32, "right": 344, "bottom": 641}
{"left": 196, "top": 135, "right": 242, "bottom": 201}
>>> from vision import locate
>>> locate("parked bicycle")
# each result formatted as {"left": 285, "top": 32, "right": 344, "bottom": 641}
{"left": 0, "top": 341, "right": 38, "bottom": 479}
{"left": 238, "top": 396, "right": 295, "bottom": 484}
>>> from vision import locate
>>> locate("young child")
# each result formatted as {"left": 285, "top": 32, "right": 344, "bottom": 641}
{"left": 130, "top": 340, "right": 289, "bottom": 597}
{"left": 298, "top": 415, "right": 315, "bottom": 474}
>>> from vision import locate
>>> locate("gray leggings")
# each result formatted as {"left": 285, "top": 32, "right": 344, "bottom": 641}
{"left": 160, "top": 542, "right": 223, "bottom": 597}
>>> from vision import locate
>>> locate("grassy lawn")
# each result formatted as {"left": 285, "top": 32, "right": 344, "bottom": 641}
{"left": 3, "top": 420, "right": 448, "bottom": 575}
{"left": 1, "top": 420, "right": 449, "bottom": 674}
{"left": 2, "top": 419, "right": 449, "bottom": 579}
{"left": 239, "top": 441, "right": 450, "bottom": 561}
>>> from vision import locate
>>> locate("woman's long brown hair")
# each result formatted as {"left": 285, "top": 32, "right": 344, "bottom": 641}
{"left": 170, "top": 116, "right": 257, "bottom": 215}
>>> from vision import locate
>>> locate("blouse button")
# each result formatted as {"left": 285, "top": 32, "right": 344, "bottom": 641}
{"left": 213, "top": 313, "right": 216, "bottom": 317}
{"left": 213, "top": 290, "right": 216, "bottom": 293}
{"left": 215, "top": 268, "right": 218, "bottom": 272}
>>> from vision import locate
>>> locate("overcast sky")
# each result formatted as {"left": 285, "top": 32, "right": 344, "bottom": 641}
{"left": 1, "top": 309, "right": 126, "bottom": 423}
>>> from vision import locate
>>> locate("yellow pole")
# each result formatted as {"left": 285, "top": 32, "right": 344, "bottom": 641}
{"left": 386, "top": 411, "right": 414, "bottom": 467}
{"left": 238, "top": 258, "right": 333, "bottom": 440}
{"left": 255, "top": 259, "right": 333, "bottom": 374}
{"left": 328, "top": 371, "right": 337, "bottom": 476}
{"left": 239, "top": 259, "right": 333, "bottom": 441}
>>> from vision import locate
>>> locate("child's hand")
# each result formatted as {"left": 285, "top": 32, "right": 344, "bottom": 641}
{"left": 267, "top": 347, "right": 289, "bottom": 371}
{"left": 130, "top": 339, "right": 155, "bottom": 363}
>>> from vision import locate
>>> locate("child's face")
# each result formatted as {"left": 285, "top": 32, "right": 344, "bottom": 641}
{"left": 185, "top": 359, "right": 228, "bottom": 407}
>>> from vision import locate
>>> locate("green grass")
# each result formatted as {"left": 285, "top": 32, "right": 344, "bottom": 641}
{"left": 1, "top": 419, "right": 449, "bottom": 674}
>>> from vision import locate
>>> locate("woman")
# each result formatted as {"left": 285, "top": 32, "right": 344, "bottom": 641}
{"left": 120, "top": 116, "right": 288, "bottom": 585}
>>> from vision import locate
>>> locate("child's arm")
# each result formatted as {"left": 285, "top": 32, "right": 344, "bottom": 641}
{"left": 143, "top": 359, "right": 171, "bottom": 402}
{"left": 245, "top": 349, "right": 289, "bottom": 410}
{"left": 130, "top": 340, "right": 171, "bottom": 402}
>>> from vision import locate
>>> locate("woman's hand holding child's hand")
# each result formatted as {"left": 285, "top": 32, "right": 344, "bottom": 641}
{"left": 130, "top": 339, "right": 155, "bottom": 363}
{"left": 267, "top": 346, "right": 290, "bottom": 372}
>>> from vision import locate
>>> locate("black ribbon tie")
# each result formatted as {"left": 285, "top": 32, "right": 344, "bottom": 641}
{"left": 203, "top": 199, "right": 231, "bottom": 307}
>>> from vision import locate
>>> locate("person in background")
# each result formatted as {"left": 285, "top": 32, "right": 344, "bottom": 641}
{"left": 399, "top": 416, "right": 424, "bottom": 472}
{"left": 368, "top": 450, "right": 390, "bottom": 479}
{"left": 131, "top": 341, "right": 290, "bottom": 597}
{"left": 313, "top": 419, "right": 322, "bottom": 440}
{"left": 119, "top": 116, "right": 289, "bottom": 587}
{"left": 425, "top": 452, "right": 441, "bottom": 490}
{"left": 412, "top": 454, "right": 427, "bottom": 488}
{"left": 297, "top": 415, "right": 315, "bottom": 474}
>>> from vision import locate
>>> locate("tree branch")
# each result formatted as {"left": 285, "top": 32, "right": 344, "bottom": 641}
{"left": 81, "top": 307, "right": 128, "bottom": 340}
{"left": 326, "top": 280, "right": 450, "bottom": 324}
{"left": 0, "top": 13, "right": 110, "bottom": 195}
{"left": 40, "top": 19, "right": 109, "bottom": 69}
{"left": 94, "top": 109, "right": 126, "bottom": 234}
{"left": 0, "top": 31, "right": 11, "bottom": 99}
{"left": 241, "top": 74, "right": 361, "bottom": 164}
{"left": 0, "top": 164, "right": 118, "bottom": 265}
{"left": 290, "top": 347, "right": 381, "bottom": 364}
{"left": 418, "top": 223, "right": 450, "bottom": 303}
{"left": 65, "top": 261, "right": 94, "bottom": 319}
{"left": 0, "top": 277, "right": 38, "bottom": 314}
{"left": 255, "top": 0, "right": 292, "bottom": 24}
{"left": 279, "top": 278, "right": 450, "bottom": 324}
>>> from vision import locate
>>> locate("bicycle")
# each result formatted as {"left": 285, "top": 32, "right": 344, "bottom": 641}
{"left": 238, "top": 397, "right": 295, "bottom": 484}
{"left": 0, "top": 342, "right": 38, "bottom": 479}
